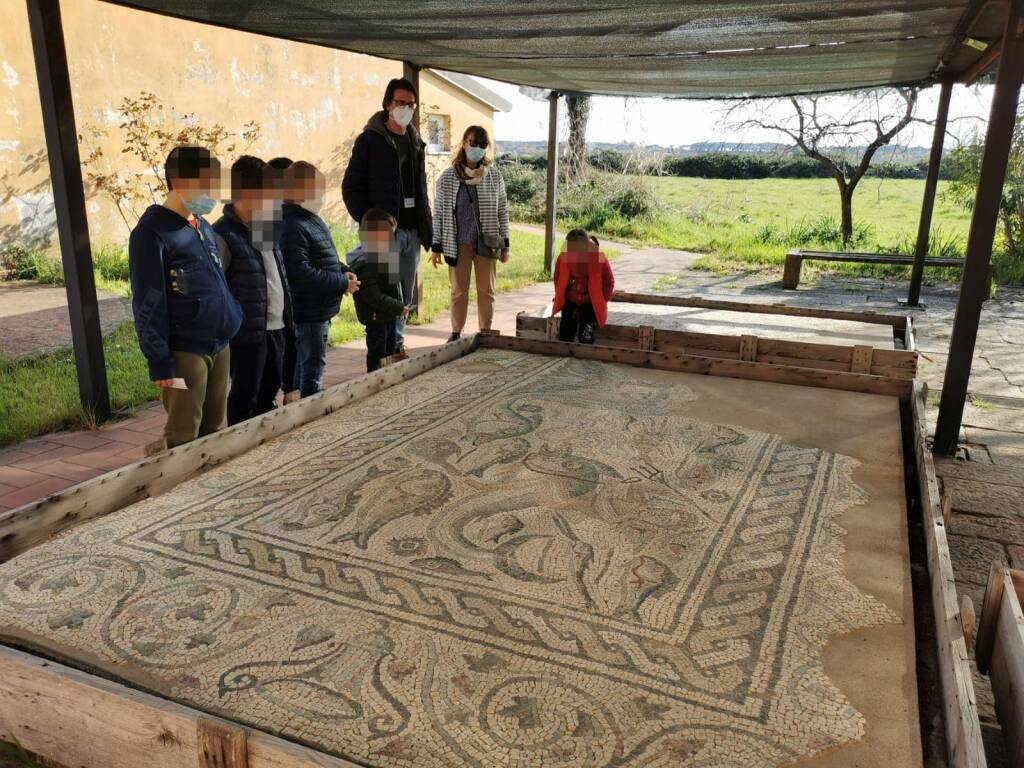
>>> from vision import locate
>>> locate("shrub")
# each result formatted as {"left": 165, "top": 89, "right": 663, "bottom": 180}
{"left": 500, "top": 161, "right": 545, "bottom": 207}
{"left": 92, "top": 245, "right": 131, "bottom": 283}
{"left": 557, "top": 174, "right": 660, "bottom": 231}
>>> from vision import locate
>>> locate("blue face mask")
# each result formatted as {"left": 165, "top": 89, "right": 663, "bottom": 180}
{"left": 465, "top": 146, "right": 486, "bottom": 164}
{"left": 182, "top": 193, "right": 217, "bottom": 217}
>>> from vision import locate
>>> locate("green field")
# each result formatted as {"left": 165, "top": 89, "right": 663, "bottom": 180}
{"left": 580, "top": 176, "right": 976, "bottom": 278}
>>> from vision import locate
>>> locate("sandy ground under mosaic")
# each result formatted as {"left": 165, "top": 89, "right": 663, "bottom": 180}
{"left": 603, "top": 303, "right": 896, "bottom": 348}
{"left": 0, "top": 350, "right": 919, "bottom": 768}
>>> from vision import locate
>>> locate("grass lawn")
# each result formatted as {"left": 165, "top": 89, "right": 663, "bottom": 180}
{"left": 568, "top": 176, "right": 1008, "bottom": 282}
{"left": 0, "top": 228, "right": 559, "bottom": 447}
{"left": 0, "top": 321, "right": 154, "bottom": 446}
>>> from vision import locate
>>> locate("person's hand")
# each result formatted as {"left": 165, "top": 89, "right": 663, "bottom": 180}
{"left": 499, "top": 249, "right": 510, "bottom": 263}
{"left": 400, "top": 306, "right": 411, "bottom": 319}
{"left": 430, "top": 251, "right": 443, "bottom": 268}
{"left": 345, "top": 272, "right": 360, "bottom": 294}
{"left": 154, "top": 379, "right": 175, "bottom": 388}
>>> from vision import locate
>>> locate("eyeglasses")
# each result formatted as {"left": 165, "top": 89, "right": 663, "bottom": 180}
{"left": 391, "top": 99, "right": 417, "bottom": 108}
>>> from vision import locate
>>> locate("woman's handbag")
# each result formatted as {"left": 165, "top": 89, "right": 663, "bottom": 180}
{"left": 471, "top": 183, "right": 503, "bottom": 259}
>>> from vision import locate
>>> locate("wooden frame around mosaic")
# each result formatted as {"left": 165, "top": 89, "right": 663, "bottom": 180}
{"left": 0, "top": 330, "right": 982, "bottom": 768}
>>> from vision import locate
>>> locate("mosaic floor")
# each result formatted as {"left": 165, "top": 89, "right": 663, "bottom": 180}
{"left": 0, "top": 350, "right": 919, "bottom": 767}
{"left": 604, "top": 303, "right": 895, "bottom": 348}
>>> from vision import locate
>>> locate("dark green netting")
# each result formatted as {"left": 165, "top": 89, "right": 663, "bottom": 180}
{"left": 101, "top": 0, "right": 980, "bottom": 96}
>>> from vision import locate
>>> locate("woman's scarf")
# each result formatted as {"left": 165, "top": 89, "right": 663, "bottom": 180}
{"left": 457, "top": 164, "right": 487, "bottom": 186}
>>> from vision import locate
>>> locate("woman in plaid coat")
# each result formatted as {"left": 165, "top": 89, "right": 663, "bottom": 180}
{"left": 430, "top": 126, "right": 510, "bottom": 341}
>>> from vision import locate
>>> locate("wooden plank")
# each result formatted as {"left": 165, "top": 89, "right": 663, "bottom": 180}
{"left": 198, "top": 719, "right": 248, "bottom": 768}
{"left": 782, "top": 251, "right": 803, "bottom": 289}
{"left": 978, "top": 567, "right": 1024, "bottom": 765}
{"left": 0, "top": 335, "right": 480, "bottom": 563}
{"left": 0, "top": 644, "right": 358, "bottom": 768}
{"left": 912, "top": 381, "right": 988, "bottom": 768}
{"left": 517, "top": 314, "right": 916, "bottom": 378}
{"left": 793, "top": 249, "right": 966, "bottom": 267}
{"left": 611, "top": 290, "right": 908, "bottom": 329}
{"left": 477, "top": 334, "right": 913, "bottom": 400}
{"left": 739, "top": 334, "right": 758, "bottom": 362}
{"left": 851, "top": 345, "right": 874, "bottom": 374}
{"left": 637, "top": 325, "right": 655, "bottom": 351}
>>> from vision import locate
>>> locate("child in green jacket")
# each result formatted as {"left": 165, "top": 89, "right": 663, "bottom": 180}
{"left": 348, "top": 209, "right": 411, "bottom": 372}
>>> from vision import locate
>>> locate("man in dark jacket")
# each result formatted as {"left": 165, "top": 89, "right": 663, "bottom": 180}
{"left": 129, "top": 146, "right": 242, "bottom": 448}
{"left": 348, "top": 209, "right": 410, "bottom": 372}
{"left": 342, "top": 77, "right": 432, "bottom": 356}
{"left": 281, "top": 161, "right": 359, "bottom": 397}
{"left": 213, "top": 155, "right": 292, "bottom": 425}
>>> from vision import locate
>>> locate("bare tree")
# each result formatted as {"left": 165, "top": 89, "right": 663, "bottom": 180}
{"left": 726, "top": 88, "right": 920, "bottom": 246}
{"left": 565, "top": 95, "right": 591, "bottom": 184}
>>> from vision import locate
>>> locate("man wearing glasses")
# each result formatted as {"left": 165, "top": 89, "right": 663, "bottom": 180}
{"left": 343, "top": 78, "right": 433, "bottom": 358}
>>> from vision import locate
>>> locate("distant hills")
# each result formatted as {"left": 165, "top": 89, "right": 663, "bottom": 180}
{"left": 497, "top": 140, "right": 932, "bottom": 161}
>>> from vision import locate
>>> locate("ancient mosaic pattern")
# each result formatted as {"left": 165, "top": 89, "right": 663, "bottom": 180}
{"left": 0, "top": 350, "right": 897, "bottom": 767}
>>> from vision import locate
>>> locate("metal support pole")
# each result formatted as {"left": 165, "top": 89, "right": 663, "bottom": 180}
{"left": 25, "top": 0, "right": 110, "bottom": 422}
{"left": 403, "top": 61, "right": 421, "bottom": 130}
{"left": 543, "top": 91, "right": 560, "bottom": 275}
{"left": 934, "top": 0, "right": 1024, "bottom": 455}
{"left": 906, "top": 78, "right": 954, "bottom": 307}
{"left": 402, "top": 61, "right": 424, "bottom": 313}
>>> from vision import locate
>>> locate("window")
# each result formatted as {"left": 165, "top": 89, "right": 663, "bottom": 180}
{"left": 425, "top": 114, "right": 450, "bottom": 154}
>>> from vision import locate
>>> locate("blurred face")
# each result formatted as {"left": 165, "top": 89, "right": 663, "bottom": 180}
{"left": 173, "top": 161, "right": 222, "bottom": 205}
{"left": 298, "top": 170, "right": 326, "bottom": 212}
{"left": 566, "top": 237, "right": 593, "bottom": 261}
{"left": 361, "top": 223, "right": 400, "bottom": 282}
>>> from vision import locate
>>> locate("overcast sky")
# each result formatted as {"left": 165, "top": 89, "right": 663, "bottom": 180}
{"left": 485, "top": 79, "right": 995, "bottom": 150}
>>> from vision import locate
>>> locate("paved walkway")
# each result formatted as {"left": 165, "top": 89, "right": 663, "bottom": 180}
{"left": 0, "top": 281, "right": 131, "bottom": 359}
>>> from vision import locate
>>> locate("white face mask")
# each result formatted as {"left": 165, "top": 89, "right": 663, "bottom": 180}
{"left": 390, "top": 105, "right": 415, "bottom": 128}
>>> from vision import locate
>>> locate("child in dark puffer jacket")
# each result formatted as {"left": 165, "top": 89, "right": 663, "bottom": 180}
{"left": 348, "top": 209, "right": 411, "bottom": 372}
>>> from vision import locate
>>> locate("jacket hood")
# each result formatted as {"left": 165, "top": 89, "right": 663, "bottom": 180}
{"left": 364, "top": 110, "right": 424, "bottom": 148}
{"left": 346, "top": 246, "right": 367, "bottom": 268}
{"left": 139, "top": 203, "right": 201, "bottom": 227}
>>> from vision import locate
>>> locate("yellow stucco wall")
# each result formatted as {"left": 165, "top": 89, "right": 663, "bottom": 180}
{"left": 0, "top": 1, "right": 496, "bottom": 254}
{"left": 419, "top": 71, "right": 498, "bottom": 192}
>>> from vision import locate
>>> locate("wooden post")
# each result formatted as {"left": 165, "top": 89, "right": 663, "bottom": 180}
{"left": 25, "top": 0, "right": 111, "bottom": 422}
{"left": 906, "top": 78, "right": 954, "bottom": 307}
{"left": 543, "top": 91, "right": 560, "bottom": 275}
{"left": 934, "top": 0, "right": 1024, "bottom": 456}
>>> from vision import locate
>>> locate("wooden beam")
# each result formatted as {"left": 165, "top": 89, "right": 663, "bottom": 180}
{"left": 977, "top": 567, "right": 1024, "bottom": 763}
{"left": 0, "top": 644, "right": 359, "bottom": 768}
{"left": 907, "top": 78, "right": 954, "bottom": 306}
{"left": 478, "top": 333, "right": 913, "bottom": 400}
{"left": 25, "top": 0, "right": 110, "bottom": 422}
{"left": 515, "top": 314, "right": 917, "bottom": 378}
{"left": 912, "top": 382, "right": 988, "bottom": 768}
{"left": 402, "top": 60, "right": 421, "bottom": 130}
{"left": 198, "top": 719, "right": 248, "bottom": 768}
{"left": 611, "top": 290, "right": 908, "bottom": 329}
{"left": 0, "top": 335, "right": 479, "bottom": 563}
{"left": 935, "top": 0, "right": 1024, "bottom": 455}
{"left": 543, "top": 91, "right": 560, "bottom": 275}
{"left": 960, "top": 37, "right": 1004, "bottom": 86}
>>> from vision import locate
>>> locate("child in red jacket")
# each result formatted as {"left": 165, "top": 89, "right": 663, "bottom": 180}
{"left": 552, "top": 229, "right": 615, "bottom": 344}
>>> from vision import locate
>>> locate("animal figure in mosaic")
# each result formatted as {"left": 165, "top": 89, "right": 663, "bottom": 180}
{"left": 332, "top": 461, "right": 453, "bottom": 549}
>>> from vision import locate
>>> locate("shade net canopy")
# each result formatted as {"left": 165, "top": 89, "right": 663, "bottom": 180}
{"left": 99, "top": 0, "right": 990, "bottom": 98}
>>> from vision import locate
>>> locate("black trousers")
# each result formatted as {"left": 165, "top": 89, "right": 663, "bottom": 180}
{"left": 365, "top": 322, "right": 398, "bottom": 372}
{"left": 227, "top": 328, "right": 286, "bottom": 425}
{"left": 558, "top": 301, "right": 597, "bottom": 344}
